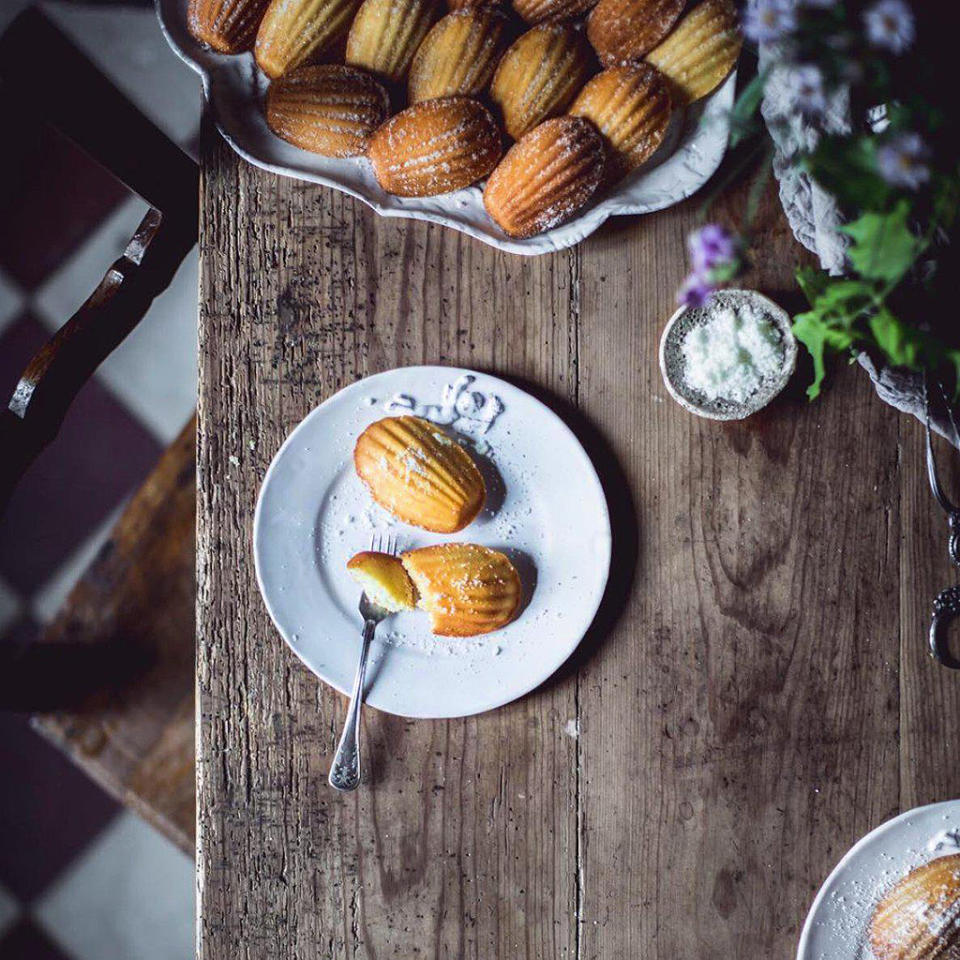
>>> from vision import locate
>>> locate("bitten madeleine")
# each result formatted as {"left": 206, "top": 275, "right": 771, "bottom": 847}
{"left": 489, "top": 23, "right": 594, "bottom": 141}
{"left": 347, "top": 551, "right": 419, "bottom": 612}
{"left": 354, "top": 416, "right": 486, "bottom": 531}
{"left": 408, "top": 10, "right": 509, "bottom": 104}
{"left": 512, "top": 0, "right": 597, "bottom": 25}
{"left": 265, "top": 65, "right": 390, "bottom": 156}
{"left": 569, "top": 63, "right": 671, "bottom": 182}
{"left": 401, "top": 544, "right": 522, "bottom": 636}
{"left": 645, "top": 0, "right": 742, "bottom": 104}
{"left": 255, "top": 0, "right": 362, "bottom": 78}
{"left": 484, "top": 116, "right": 605, "bottom": 238}
{"left": 346, "top": 0, "right": 439, "bottom": 86}
{"left": 869, "top": 854, "right": 960, "bottom": 960}
{"left": 367, "top": 97, "right": 502, "bottom": 197}
{"left": 587, "top": 0, "right": 683, "bottom": 65}
{"left": 188, "top": 0, "right": 270, "bottom": 52}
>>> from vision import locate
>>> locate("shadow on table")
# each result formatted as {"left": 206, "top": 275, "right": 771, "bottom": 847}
{"left": 490, "top": 372, "right": 639, "bottom": 692}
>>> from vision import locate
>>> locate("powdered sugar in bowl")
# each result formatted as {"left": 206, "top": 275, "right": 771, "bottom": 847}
{"left": 659, "top": 289, "right": 798, "bottom": 420}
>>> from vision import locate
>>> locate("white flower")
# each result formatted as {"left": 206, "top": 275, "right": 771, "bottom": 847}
{"left": 743, "top": 0, "right": 797, "bottom": 44}
{"left": 876, "top": 133, "right": 930, "bottom": 190}
{"left": 787, "top": 64, "right": 827, "bottom": 116}
{"left": 864, "top": 0, "right": 915, "bottom": 54}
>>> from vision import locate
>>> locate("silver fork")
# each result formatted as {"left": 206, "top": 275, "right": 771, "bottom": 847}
{"left": 328, "top": 533, "right": 398, "bottom": 791}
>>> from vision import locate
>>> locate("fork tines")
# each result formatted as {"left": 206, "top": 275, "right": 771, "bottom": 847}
{"left": 370, "top": 532, "right": 398, "bottom": 556}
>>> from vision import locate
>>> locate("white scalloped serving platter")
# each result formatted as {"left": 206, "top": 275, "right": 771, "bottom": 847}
{"left": 156, "top": 0, "right": 736, "bottom": 255}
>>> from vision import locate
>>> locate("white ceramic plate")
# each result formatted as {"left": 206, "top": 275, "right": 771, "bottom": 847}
{"left": 253, "top": 366, "right": 612, "bottom": 718}
{"left": 155, "top": 0, "right": 736, "bottom": 255}
{"left": 797, "top": 800, "right": 960, "bottom": 960}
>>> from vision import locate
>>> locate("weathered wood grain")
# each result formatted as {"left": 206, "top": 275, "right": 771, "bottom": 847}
{"left": 198, "top": 125, "right": 960, "bottom": 960}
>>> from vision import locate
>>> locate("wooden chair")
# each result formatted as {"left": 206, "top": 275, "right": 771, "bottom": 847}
{"left": 0, "top": 8, "right": 198, "bottom": 854}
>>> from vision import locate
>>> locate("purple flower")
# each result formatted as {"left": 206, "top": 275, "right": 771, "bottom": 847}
{"left": 800, "top": 0, "right": 834, "bottom": 7}
{"left": 864, "top": 0, "right": 915, "bottom": 54}
{"left": 876, "top": 133, "right": 930, "bottom": 189}
{"left": 677, "top": 273, "right": 714, "bottom": 308}
{"left": 687, "top": 224, "right": 737, "bottom": 275}
{"left": 743, "top": 0, "right": 797, "bottom": 43}
{"left": 787, "top": 64, "right": 826, "bottom": 116}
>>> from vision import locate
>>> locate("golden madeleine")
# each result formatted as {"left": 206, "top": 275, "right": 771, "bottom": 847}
{"left": 354, "top": 416, "right": 486, "bottom": 531}
{"left": 512, "top": 0, "right": 596, "bottom": 24}
{"left": 255, "top": 0, "right": 362, "bottom": 78}
{"left": 401, "top": 544, "right": 522, "bottom": 636}
{"left": 569, "top": 63, "right": 671, "bottom": 181}
{"left": 367, "top": 97, "right": 502, "bottom": 196}
{"left": 347, "top": 551, "right": 419, "bottom": 612}
{"left": 489, "top": 23, "right": 594, "bottom": 141}
{"left": 408, "top": 10, "right": 509, "bottom": 104}
{"left": 870, "top": 854, "right": 960, "bottom": 960}
{"left": 587, "top": 0, "right": 683, "bottom": 66}
{"left": 265, "top": 65, "right": 390, "bottom": 156}
{"left": 484, "top": 115, "right": 605, "bottom": 238}
{"left": 188, "top": 0, "right": 270, "bottom": 52}
{"left": 645, "top": 0, "right": 741, "bottom": 104}
{"left": 448, "top": 0, "right": 500, "bottom": 9}
{"left": 345, "top": 0, "right": 440, "bottom": 86}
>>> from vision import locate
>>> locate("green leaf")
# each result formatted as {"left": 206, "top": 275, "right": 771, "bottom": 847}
{"left": 728, "top": 70, "right": 768, "bottom": 149}
{"left": 804, "top": 135, "right": 891, "bottom": 211}
{"left": 792, "top": 311, "right": 860, "bottom": 399}
{"left": 839, "top": 200, "right": 921, "bottom": 284}
{"left": 868, "top": 309, "right": 923, "bottom": 368}
{"left": 795, "top": 266, "right": 830, "bottom": 306}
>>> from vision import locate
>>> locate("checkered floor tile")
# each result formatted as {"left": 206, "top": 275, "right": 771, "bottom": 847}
{"left": 0, "top": 4, "right": 200, "bottom": 958}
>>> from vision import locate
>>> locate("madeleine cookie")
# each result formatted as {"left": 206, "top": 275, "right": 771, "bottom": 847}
{"left": 255, "top": 0, "right": 362, "bottom": 77}
{"left": 512, "top": 0, "right": 597, "bottom": 24}
{"left": 401, "top": 543, "right": 522, "bottom": 636}
{"left": 569, "top": 63, "right": 671, "bottom": 181}
{"left": 187, "top": 0, "right": 270, "bottom": 52}
{"left": 408, "top": 9, "right": 509, "bottom": 103}
{"left": 346, "top": 0, "right": 440, "bottom": 86}
{"left": 347, "top": 551, "right": 419, "bottom": 611}
{"left": 484, "top": 115, "right": 605, "bottom": 237}
{"left": 489, "top": 23, "right": 594, "bottom": 140}
{"left": 354, "top": 416, "right": 486, "bottom": 531}
{"left": 869, "top": 855, "right": 960, "bottom": 960}
{"left": 368, "top": 96, "right": 502, "bottom": 196}
{"left": 265, "top": 65, "right": 390, "bottom": 156}
{"left": 587, "top": 0, "right": 683, "bottom": 65}
{"left": 645, "top": 0, "right": 741, "bottom": 104}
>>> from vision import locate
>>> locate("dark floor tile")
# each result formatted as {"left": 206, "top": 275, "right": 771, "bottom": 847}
{"left": 0, "top": 713, "right": 119, "bottom": 903}
{"left": 0, "top": 313, "right": 162, "bottom": 594}
{"left": 0, "top": 113, "right": 128, "bottom": 290}
{"left": 0, "top": 918, "right": 73, "bottom": 960}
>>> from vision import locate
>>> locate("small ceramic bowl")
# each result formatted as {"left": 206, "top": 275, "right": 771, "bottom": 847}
{"left": 658, "top": 289, "right": 798, "bottom": 421}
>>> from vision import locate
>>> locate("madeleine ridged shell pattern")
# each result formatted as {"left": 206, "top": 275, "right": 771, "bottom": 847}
{"left": 367, "top": 96, "right": 502, "bottom": 197}
{"left": 869, "top": 854, "right": 960, "bottom": 960}
{"left": 586, "top": 0, "right": 684, "bottom": 65}
{"left": 265, "top": 65, "right": 390, "bottom": 156}
{"left": 255, "top": 0, "right": 362, "bottom": 78}
{"left": 483, "top": 115, "right": 604, "bottom": 238}
{"left": 645, "top": 0, "right": 742, "bottom": 105}
{"left": 408, "top": 10, "right": 509, "bottom": 104}
{"left": 512, "top": 0, "right": 597, "bottom": 25}
{"left": 489, "top": 23, "right": 594, "bottom": 141}
{"left": 187, "top": 0, "right": 271, "bottom": 52}
{"left": 401, "top": 543, "right": 522, "bottom": 636}
{"left": 569, "top": 63, "right": 671, "bottom": 181}
{"left": 354, "top": 416, "right": 486, "bottom": 531}
{"left": 345, "top": 0, "right": 440, "bottom": 86}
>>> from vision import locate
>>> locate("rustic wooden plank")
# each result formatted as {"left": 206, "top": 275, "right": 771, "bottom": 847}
{"left": 575, "top": 184, "right": 904, "bottom": 958}
{"left": 197, "top": 126, "right": 580, "bottom": 960}
{"left": 33, "top": 416, "right": 196, "bottom": 856}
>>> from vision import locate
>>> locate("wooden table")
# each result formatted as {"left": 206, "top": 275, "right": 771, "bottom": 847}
{"left": 196, "top": 120, "right": 960, "bottom": 959}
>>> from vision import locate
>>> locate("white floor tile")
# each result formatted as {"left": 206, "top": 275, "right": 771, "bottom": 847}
{"left": 0, "top": 881, "right": 21, "bottom": 940}
{"left": 35, "top": 811, "right": 194, "bottom": 960}
{"left": 0, "top": 575, "right": 22, "bottom": 637}
{"left": 31, "top": 503, "right": 125, "bottom": 626}
{"left": 44, "top": 3, "right": 202, "bottom": 156}
{"left": 0, "top": 266, "right": 24, "bottom": 338}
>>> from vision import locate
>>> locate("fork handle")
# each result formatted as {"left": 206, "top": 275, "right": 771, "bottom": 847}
{"left": 328, "top": 620, "right": 375, "bottom": 791}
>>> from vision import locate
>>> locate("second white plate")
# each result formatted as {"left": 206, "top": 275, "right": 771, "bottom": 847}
{"left": 253, "top": 366, "right": 612, "bottom": 718}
